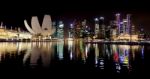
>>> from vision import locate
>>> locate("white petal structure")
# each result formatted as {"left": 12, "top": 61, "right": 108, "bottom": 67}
{"left": 42, "top": 15, "right": 53, "bottom": 36}
{"left": 24, "top": 15, "right": 56, "bottom": 37}
{"left": 31, "top": 16, "right": 42, "bottom": 34}
{"left": 24, "top": 20, "right": 35, "bottom": 34}
{"left": 42, "top": 15, "right": 52, "bottom": 31}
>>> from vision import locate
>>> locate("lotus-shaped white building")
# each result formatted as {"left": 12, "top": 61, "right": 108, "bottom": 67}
{"left": 24, "top": 15, "right": 56, "bottom": 38}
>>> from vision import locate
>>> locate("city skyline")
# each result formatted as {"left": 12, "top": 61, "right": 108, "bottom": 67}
{"left": 0, "top": 12, "right": 149, "bottom": 34}
{"left": 0, "top": 1, "right": 149, "bottom": 78}
{"left": 0, "top": 0, "right": 149, "bottom": 34}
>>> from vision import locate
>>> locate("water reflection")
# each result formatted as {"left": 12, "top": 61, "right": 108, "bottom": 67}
{"left": 23, "top": 42, "right": 55, "bottom": 67}
{"left": 57, "top": 41, "right": 64, "bottom": 60}
{"left": 0, "top": 41, "right": 147, "bottom": 75}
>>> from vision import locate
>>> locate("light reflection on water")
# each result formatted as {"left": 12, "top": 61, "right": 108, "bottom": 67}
{"left": 0, "top": 40, "right": 147, "bottom": 75}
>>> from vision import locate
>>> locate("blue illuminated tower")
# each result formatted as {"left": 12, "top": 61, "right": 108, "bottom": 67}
{"left": 57, "top": 21, "right": 64, "bottom": 39}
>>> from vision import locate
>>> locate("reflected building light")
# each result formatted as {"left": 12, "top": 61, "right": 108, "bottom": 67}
{"left": 118, "top": 45, "right": 130, "bottom": 66}
{"left": 32, "top": 42, "right": 36, "bottom": 47}
{"left": 24, "top": 43, "right": 53, "bottom": 67}
{"left": 41, "top": 47, "right": 51, "bottom": 67}
{"left": 30, "top": 47, "right": 42, "bottom": 66}
{"left": 0, "top": 43, "right": 17, "bottom": 54}
{"left": 124, "top": 49, "right": 129, "bottom": 65}
{"left": 0, "top": 52, "right": 1, "bottom": 62}
{"left": 68, "top": 40, "right": 73, "bottom": 60}
{"left": 100, "top": 61, "right": 104, "bottom": 65}
{"left": 17, "top": 42, "right": 21, "bottom": 53}
{"left": 120, "top": 56, "right": 124, "bottom": 63}
{"left": 95, "top": 44, "right": 99, "bottom": 65}
{"left": 141, "top": 46, "right": 144, "bottom": 59}
{"left": 105, "top": 45, "right": 110, "bottom": 58}
{"left": 119, "top": 48, "right": 129, "bottom": 67}
{"left": 116, "top": 63, "right": 121, "bottom": 73}
{"left": 123, "top": 56, "right": 129, "bottom": 65}
{"left": 119, "top": 45, "right": 130, "bottom": 50}
{"left": 57, "top": 42, "right": 64, "bottom": 60}
{"left": 85, "top": 46, "right": 88, "bottom": 58}
{"left": 79, "top": 40, "right": 86, "bottom": 62}
{"left": 112, "top": 45, "right": 119, "bottom": 62}
{"left": 98, "top": 58, "right": 104, "bottom": 69}
{"left": 130, "top": 46, "right": 139, "bottom": 60}
{"left": 68, "top": 40, "right": 73, "bottom": 46}
{"left": 18, "top": 42, "right": 31, "bottom": 54}
{"left": 95, "top": 59, "right": 98, "bottom": 66}
{"left": 23, "top": 49, "right": 32, "bottom": 64}
{"left": 93, "top": 43, "right": 96, "bottom": 47}
{"left": 70, "top": 51, "right": 73, "bottom": 60}
{"left": 85, "top": 44, "right": 90, "bottom": 58}
{"left": 38, "top": 42, "right": 41, "bottom": 48}
{"left": 16, "top": 42, "right": 19, "bottom": 48}
{"left": 114, "top": 52, "right": 119, "bottom": 62}
{"left": 0, "top": 42, "right": 51, "bottom": 66}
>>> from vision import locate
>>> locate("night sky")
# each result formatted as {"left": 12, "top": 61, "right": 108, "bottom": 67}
{"left": 0, "top": 0, "right": 150, "bottom": 33}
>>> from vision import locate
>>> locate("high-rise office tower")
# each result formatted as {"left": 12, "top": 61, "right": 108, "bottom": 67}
{"left": 115, "top": 13, "right": 121, "bottom": 35}
{"left": 98, "top": 17, "right": 105, "bottom": 39}
{"left": 120, "top": 21, "right": 124, "bottom": 34}
{"left": 68, "top": 23, "right": 74, "bottom": 38}
{"left": 131, "top": 25, "right": 135, "bottom": 35}
{"left": 57, "top": 21, "right": 64, "bottom": 39}
{"left": 94, "top": 18, "right": 100, "bottom": 38}
{"left": 122, "top": 19, "right": 128, "bottom": 34}
{"left": 82, "top": 19, "right": 87, "bottom": 28}
{"left": 52, "top": 21, "right": 57, "bottom": 38}
{"left": 126, "top": 14, "right": 131, "bottom": 34}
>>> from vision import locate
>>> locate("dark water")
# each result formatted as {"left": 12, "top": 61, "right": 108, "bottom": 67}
{"left": 0, "top": 40, "right": 149, "bottom": 78}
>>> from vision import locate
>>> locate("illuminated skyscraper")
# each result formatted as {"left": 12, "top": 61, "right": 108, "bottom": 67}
{"left": 52, "top": 21, "right": 57, "bottom": 38}
{"left": 74, "top": 20, "right": 83, "bottom": 38}
{"left": 120, "top": 21, "right": 124, "bottom": 34}
{"left": 115, "top": 14, "right": 131, "bottom": 35}
{"left": 138, "top": 28, "right": 145, "bottom": 40}
{"left": 57, "top": 21, "right": 64, "bottom": 39}
{"left": 131, "top": 25, "right": 135, "bottom": 35}
{"left": 81, "top": 19, "right": 88, "bottom": 37}
{"left": 68, "top": 23, "right": 74, "bottom": 38}
{"left": 100, "top": 17, "right": 105, "bottom": 39}
{"left": 123, "top": 19, "right": 128, "bottom": 34}
{"left": 126, "top": 14, "right": 131, "bottom": 34}
{"left": 115, "top": 13, "right": 121, "bottom": 35}
{"left": 81, "top": 19, "right": 86, "bottom": 28}
{"left": 94, "top": 18, "right": 100, "bottom": 38}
